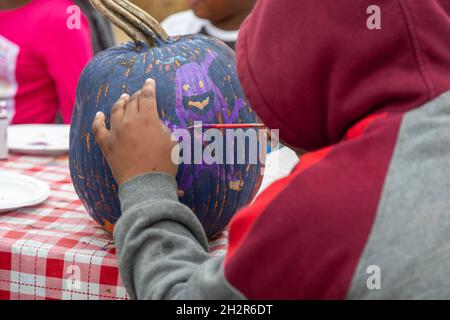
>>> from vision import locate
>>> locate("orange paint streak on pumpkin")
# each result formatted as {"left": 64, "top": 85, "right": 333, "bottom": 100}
{"left": 103, "top": 220, "right": 115, "bottom": 233}
{"left": 96, "top": 85, "right": 103, "bottom": 107}
{"left": 86, "top": 132, "right": 90, "bottom": 153}
{"left": 229, "top": 180, "right": 243, "bottom": 191}
{"left": 214, "top": 171, "right": 227, "bottom": 221}
{"left": 214, "top": 200, "right": 219, "bottom": 211}
{"left": 215, "top": 180, "right": 220, "bottom": 195}
{"left": 142, "top": 53, "right": 147, "bottom": 66}
{"left": 104, "top": 83, "right": 110, "bottom": 97}
{"left": 210, "top": 174, "right": 221, "bottom": 218}
{"left": 217, "top": 188, "right": 227, "bottom": 220}
{"left": 205, "top": 194, "right": 212, "bottom": 216}
{"left": 124, "top": 57, "right": 137, "bottom": 78}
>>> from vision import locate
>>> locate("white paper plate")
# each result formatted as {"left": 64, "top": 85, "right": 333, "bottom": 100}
{"left": 8, "top": 124, "right": 70, "bottom": 156}
{"left": 255, "top": 147, "right": 299, "bottom": 198}
{"left": 0, "top": 171, "right": 50, "bottom": 213}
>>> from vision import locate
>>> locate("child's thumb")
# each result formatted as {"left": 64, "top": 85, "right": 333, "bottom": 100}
{"left": 92, "top": 112, "right": 110, "bottom": 149}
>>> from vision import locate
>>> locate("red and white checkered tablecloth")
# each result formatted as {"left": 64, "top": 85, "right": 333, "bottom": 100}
{"left": 0, "top": 154, "right": 228, "bottom": 300}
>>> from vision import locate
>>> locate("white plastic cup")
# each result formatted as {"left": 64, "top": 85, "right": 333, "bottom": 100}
{"left": 0, "top": 100, "right": 8, "bottom": 160}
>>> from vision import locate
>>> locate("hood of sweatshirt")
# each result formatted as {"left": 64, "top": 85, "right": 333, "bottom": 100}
{"left": 236, "top": 0, "right": 450, "bottom": 151}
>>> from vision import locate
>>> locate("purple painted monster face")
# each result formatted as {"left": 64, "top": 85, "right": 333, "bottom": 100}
{"left": 175, "top": 51, "right": 243, "bottom": 127}
{"left": 178, "top": 64, "right": 215, "bottom": 117}
{"left": 172, "top": 51, "right": 245, "bottom": 192}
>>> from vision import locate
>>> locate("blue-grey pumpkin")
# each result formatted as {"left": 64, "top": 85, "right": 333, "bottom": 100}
{"left": 69, "top": 0, "right": 263, "bottom": 238}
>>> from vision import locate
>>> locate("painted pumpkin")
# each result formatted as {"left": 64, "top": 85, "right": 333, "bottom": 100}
{"left": 69, "top": 0, "right": 264, "bottom": 238}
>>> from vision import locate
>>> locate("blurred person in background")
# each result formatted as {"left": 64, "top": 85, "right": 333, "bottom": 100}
{"left": 0, "top": 0, "right": 96, "bottom": 124}
{"left": 161, "top": 0, "right": 255, "bottom": 50}
{"left": 74, "top": 0, "right": 115, "bottom": 54}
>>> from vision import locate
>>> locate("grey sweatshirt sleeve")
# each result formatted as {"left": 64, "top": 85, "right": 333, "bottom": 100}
{"left": 113, "top": 173, "right": 245, "bottom": 300}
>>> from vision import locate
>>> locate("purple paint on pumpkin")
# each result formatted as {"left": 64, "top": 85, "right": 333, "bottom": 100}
{"left": 175, "top": 51, "right": 243, "bottom": 126}
{"left": 173, "top": 51, "right": 243, "bottom": 191}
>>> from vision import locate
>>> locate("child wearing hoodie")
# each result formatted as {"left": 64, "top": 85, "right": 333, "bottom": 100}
{"left": 92, "top": 0, "right": 450, "bottom": 299}
{"left": 161, "top": 0, "right": 255, "bottom": 50}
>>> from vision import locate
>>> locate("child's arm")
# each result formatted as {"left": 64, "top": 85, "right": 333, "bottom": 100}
{"left": 114, "top": 172, "right": 243, "bottom": 299}
{"left": 92, "top": 80, "right": 244, "bottom": 299}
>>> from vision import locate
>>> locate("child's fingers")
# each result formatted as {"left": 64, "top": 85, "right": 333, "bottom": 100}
{"left": 177, "top": 190, "right": 184, "bottom": 198}
{"left": 125, "top": 90, "right": 141, "bottom": 116}
{"left": 111, "top": 94, "right": 129, "bottom": 125}
{"left": 92, "top": 111, "right": 110, "bottom": 150}
{"left": 140, "top": 79, "right": 160, "bottom": 122}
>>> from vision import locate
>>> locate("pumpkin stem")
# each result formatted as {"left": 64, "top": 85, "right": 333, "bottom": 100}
{"left": 89, "top": 0, "right": 169, "bottom": 47}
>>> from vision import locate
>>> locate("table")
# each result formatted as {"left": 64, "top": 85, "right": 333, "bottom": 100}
{"left": 0, "top": 155, "right": 228, "bottom": 300}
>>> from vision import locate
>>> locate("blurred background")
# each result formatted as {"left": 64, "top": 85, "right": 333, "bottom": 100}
{"left": 114, "top": 0, "right": 188, "bottom": 42}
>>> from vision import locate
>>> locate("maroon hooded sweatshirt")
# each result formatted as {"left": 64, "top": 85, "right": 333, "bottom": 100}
{"left": 114, "top": 0, "right": 450, "bottom": 299}
{"left": 228, "top": 0, "right": 450, "bottom": 298}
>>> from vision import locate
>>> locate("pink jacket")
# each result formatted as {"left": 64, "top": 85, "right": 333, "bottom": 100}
{"left": 0, "top": 0, "right": 93, "bottom": 124}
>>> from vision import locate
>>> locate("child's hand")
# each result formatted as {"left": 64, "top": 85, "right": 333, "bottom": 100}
{"left": 92, "top": 79, "right": 179, "bottom": 186}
